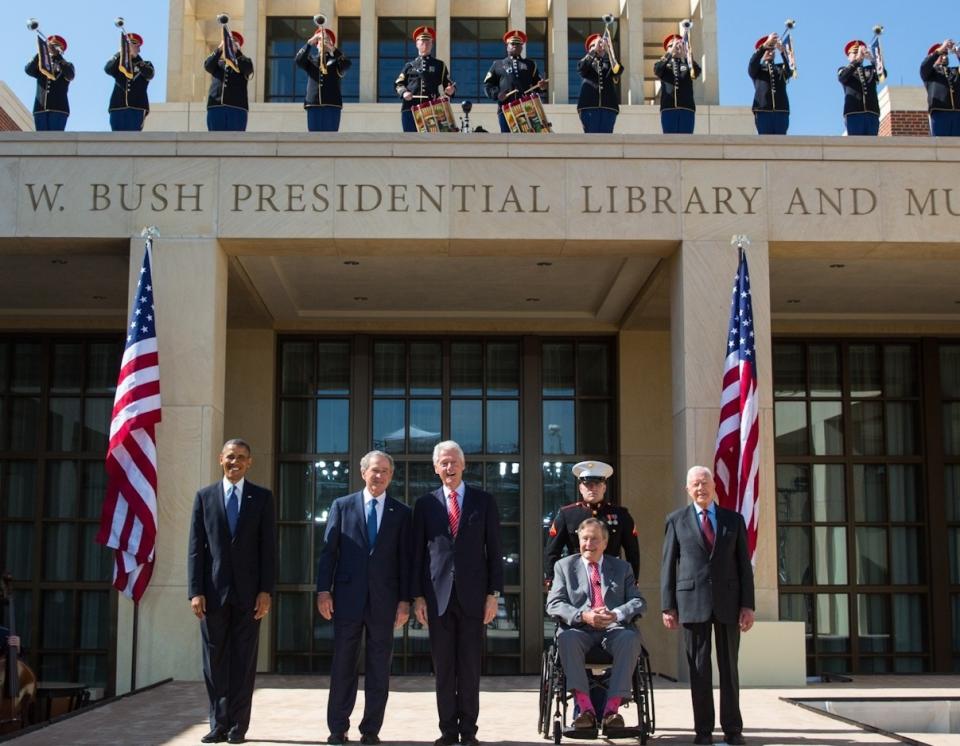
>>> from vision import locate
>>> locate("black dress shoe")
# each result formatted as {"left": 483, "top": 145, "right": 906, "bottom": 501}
{"left": 434, "top": 736, "right": 458, "bottom": 746}
{"left": 461, "top": 738, "right": 480, "bottom": 746}
{"left": 724, "top": 735, "right": 746, "bottom": 745}
{"left": 360, "top": 735, "right": 381, "bottom": 745}
{"left": 693, "top": 736, "right": 713, "bottom": 745}
{"left": 328, "top": 735, "right": 348, "bottom": 745}
{"left": 226, "top": 731, "right": 246, "bottom": 745}
{"left": 201, "top": 728, "right": 227, "bottom": 743}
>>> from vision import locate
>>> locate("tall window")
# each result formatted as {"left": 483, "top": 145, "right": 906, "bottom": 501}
{"left": 567, "top": 19, "right": 619, "bottom": 102}
{"left": 338, "top": 18, "right": 361, "bottom": 103}
{"left": 0, "top": 336, "right": 120, "bottom": 694}
{"left": 451, "top": 18, "right": 507, "bottom": 102}
{"left": 264, "top": 17, "right": 316, "bottom": 102}
{"left": 774, "top": 341, "right": 929, "bottom": 674}
{"left": 525, "top": 18, "right": 549, "bottom": 85}
{"left": 941, "top": 344, "right": 960, "bottom": 670}
{"left": 378, "top": 18, "right": 434, "bottom": 102}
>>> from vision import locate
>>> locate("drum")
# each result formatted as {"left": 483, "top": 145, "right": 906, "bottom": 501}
{"left": 411, "top": 96, "right": 458, "bottom": 133}
{"left": 500, "top": 93, "right": 552, "bottom": 133}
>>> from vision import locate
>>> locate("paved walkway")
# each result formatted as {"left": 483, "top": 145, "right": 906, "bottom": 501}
{"left": 6, "top": 675, "right": 960, "bottom": 746}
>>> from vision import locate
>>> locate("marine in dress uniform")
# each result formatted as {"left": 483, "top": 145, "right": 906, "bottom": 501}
{"left": 577, "top": 33, "right": 623, "bottom": 134}
{"left": 748, "top": 33, "right": 794, "bottom": 135}
{"left": 205, "top": 31, "right": 254, "bottom": 132}
{"left": 484, "top": 29, "right": 548, "bottom": 133}
{"left": 921, "top": 40, "right": 960, "bottom": 137}
{"left": 25, "top": 34, "right": 74, "bottom": 131}
{"left": 296, "top": 27, "right": 351, "bottom": 133}
{"left": 105, "top": 32, "right": 154, "bottom": 132}
{"left": 395, "top": 26, "right": 454, "bottom": 133}
{"left": 838, "top": 39, "right": 885, "bottom": 136}
{"left": 654, "top": 34, "right": 702, "bottom": 134}
{"left": 544, "top": 461, "right": 639, "bottom": 587}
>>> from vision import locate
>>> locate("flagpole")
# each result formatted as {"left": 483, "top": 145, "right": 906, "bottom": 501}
{"left": 131, "top": 600, "right": 139, "bottom": 691}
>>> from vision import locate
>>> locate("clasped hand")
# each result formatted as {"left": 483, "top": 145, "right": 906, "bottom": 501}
{"left": 582, "top": 606, "right": 617, "bottom": 629}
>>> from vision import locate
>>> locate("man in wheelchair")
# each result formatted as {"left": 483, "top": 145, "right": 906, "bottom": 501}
{"left": 546, "top": 517, "right": 646, "bottom": 734}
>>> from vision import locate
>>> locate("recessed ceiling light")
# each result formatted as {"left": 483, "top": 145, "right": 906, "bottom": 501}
{"left": 786, "top": 299, "right": 800, "bottom": 304}
{"left": 50, "top": 259, "right": 67, "bottom": 265}
{"left": 92, "top": 295, "right": 107, "bottom": 300}
{"left": 829, "top": 263, "right": 845, "bottom": 269}
{"left": 536, "top": 261, "right": 552, "bottom": 267}
{"left": 526, "top": 297, "right": 540, "bottom": 302}
{"left": 343, "top": 260, "right": 360, "bottom": 266}
{"left": 353, "top": 296, "right": 368, "bottom": 301}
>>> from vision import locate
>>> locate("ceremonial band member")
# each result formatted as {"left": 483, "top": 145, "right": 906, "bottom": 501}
{"left": 577, "top": 33, "right": 623, "bottom": 134}
{"left": 204, "top": 31, "right": 254, "bottom": 132}
{"left": 748, "top": 33, "right": 793, "bottom": 135}
{"left": 654, "top": 34, "right": 701, "bottom": 134}
{"left": 921, "top": 40, "right": 960, "bottom": 137}
{"left": 395, "top": 26, "right": 454, "bottom": 133}
{"left": 484, "top": 29, "right": 548, "bottom": 133}
{"left": 838, "top": 39, "right": 884, "bottom": 136}
{"left": 544, "top": 461, "right": 639, "bottom": 588}
{"left": 25, "top": 34, "right": 74, "bottom": 131}
{"left": 296, "top": 27, "right": 351, "bottom": 132}
{"left": 105, "top": 32, "right": 154, "bottom": 131}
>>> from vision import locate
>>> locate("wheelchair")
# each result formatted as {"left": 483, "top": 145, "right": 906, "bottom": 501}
{"left": 538, "top": 622, "right": 655, "bottom": 744}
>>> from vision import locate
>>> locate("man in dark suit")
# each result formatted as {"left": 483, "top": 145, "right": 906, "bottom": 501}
{"left": 413, "top": 440, "right": 503, "bottom": 746}
{"left": 316, "top": 450, "right": 412, "bottom": 745}
{"left": 661, "top": 465, "right": 754, "bottom": 746}
{"left": 546, "top": 518, "right": 645, "bottom": 733}
{"left": 188, "top": 439, "right": 276, "bottom": 745}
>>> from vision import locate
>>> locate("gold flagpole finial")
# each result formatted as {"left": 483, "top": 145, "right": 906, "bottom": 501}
{"left": 141, "top": 226, "right": 160, "bottom": 239}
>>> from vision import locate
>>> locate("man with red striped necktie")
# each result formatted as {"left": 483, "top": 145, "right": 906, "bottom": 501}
{"left": 546, "top": 517, "right": 646, "bottom": 734}
{"left": 412, "top": 440, "right": 503, "bottom": 746}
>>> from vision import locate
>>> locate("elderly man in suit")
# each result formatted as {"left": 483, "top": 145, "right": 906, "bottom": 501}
{"left": 546, "top": 517, "right": 646, "bottom": 733}
{"left": 661, "top": 465, "right": 755, "bottom": 746}
{"left": 188, "top": 439, "right": 276, "bottom": 745}
{"left": 413, "top": 440, "right": 503, "bottom": 746}
{"left": 316, "top": 450, "right": 412, "bottom": 746}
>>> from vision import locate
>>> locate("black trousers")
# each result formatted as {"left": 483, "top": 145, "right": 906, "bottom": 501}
{"left": 201, "top": 601, "right": 261, "bottom": 735}
{"left": 428, "top": 590, "right": 484, "bottom": 740}
{"left": 682, "top": 618, "right": 742, "bottom": 737}
{"left": 327, "top": 607, "right": 396, "bottom": 736}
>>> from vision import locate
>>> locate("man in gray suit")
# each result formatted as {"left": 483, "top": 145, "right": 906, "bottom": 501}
{"left": 661, "top": 465, "right": 755, "bottom": 746}
{"left": 546, "top": 517, "right": 646, "bottom": 733}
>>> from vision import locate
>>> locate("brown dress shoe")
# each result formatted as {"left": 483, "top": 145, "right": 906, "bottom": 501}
{"left": 602, "top": 712, "right": 625, "bottom": 730}
{"left": 571, "top": 710, "right": 597, "bottom": 730}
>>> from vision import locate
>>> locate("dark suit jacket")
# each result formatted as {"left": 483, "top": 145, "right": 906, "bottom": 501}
{"left": 316, "top": 491, "right": 412, "bottom": 622}
{"left": 546, "top": 554, "right": 645, "bottom": 627}
{"left": 412, "top": 484, "right": 503, "bottom": 618}
{"left": 187, "top": 479, "right": 276, "bottom": 613}
{"left": 660, "top": 502, "right": 754, "bottom": 626}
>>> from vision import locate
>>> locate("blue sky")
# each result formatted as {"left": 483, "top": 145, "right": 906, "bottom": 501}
{"left": 0, "top": 1, "right": 951, "bottom": 133}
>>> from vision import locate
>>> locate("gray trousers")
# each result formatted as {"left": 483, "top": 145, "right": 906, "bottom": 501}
{"left": 556, "top": 625, "right": 642, "bottom": 700}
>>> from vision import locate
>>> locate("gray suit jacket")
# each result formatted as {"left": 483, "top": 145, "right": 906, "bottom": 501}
{"left": 660, "top": 502, "right": 755, "bottom": 625}
{"left": 546, "top": 553, "right": 645, "bottom": 627}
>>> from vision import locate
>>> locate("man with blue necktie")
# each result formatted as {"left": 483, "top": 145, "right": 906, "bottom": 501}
{"left": 317, "top": 451, "right": 412, "bottom": 745}
{"left": 188, "top": 439, "right": 276, "bottom": 745}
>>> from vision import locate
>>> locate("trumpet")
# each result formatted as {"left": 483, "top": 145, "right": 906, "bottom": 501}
{"left": 679, "top": 19, "right": 697, "bottom": 78}
{"left": 27, "top": 17, "right": 60, "bottom": 79}
{"left": 314, "top": 12, "right": 329, "bottom": 75}
{"left": 600, "top": 14, "right": 620, "bottom": 71}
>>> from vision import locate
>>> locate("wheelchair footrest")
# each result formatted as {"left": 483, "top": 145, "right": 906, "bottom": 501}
{"left": 561, "top": 725, "right": 646, "bottom": 740}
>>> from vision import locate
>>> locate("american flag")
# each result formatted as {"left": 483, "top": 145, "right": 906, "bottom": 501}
{"left": 96, "top": 238, "right": 161, "bottom": 602}
{"left": 118, "top": 30, "right": 135, "bottom": 80}
{"left": 713, "top": 245, "right": 760, "bottom": 563}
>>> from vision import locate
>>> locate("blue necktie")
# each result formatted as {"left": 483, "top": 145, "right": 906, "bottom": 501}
{"left": 367, "top": 499, "right": 378, "bottom": 549}
{"left": 226, "top": 485, "right": 239, "bottom": 537}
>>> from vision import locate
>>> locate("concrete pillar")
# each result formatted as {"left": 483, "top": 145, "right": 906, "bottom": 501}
{"left": 436, "top": 0, "right": 451, "bottom": 69}
{"left": 360, "top": 0, "right": 377, "bottom": 102}
{"left": 622, "top": 0, "right": 645, "bottom": 105}
{"left": 548, "top": 0, "right": 568, "bottom": 104}
{"left": 693, "top": 0, "right": 719, "bottom": 105}
{"left": 508, "top": 0, "right": 526, "bottom": 31}
{"left": 114, "top": 237, "right": 228, "bottom": 692}
{"left": 244, "top": 0, "right": 261, "bottom": 103}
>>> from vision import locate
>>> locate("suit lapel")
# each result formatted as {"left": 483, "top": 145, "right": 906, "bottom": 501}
{"left": 352, "top": 492, "right": 370, "bottom": 550}
{"left": 600, "top": 559, "right": 616, "bottom": 605}
{"left": 573, "top": 559, "right": 591, "bottom": 606}
{"left": 212, "top": 482, "right": 230, "bottom": 541}
{"left": 687, "top": 503, "right": 709, "bottom": 554}
{"left": 232, "top": 482, "right": 255, "bottom": 542}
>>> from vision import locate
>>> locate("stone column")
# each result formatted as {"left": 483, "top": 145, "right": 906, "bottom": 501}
{"left": 669, "top": 239, "right": 776, "bottom": 617}
{"left": 436, "top": 0, "right": 451, "bottom": 69}
{"left": 508, "top": 0, "right": 526, "bottom": 31}
{"left": 693, "top": 0, "right": 719, "bottom": 105}
{"left": 359, "top": 0, "right": 377, "bottom": 102}
{"left": 114, "top": 237, "right": 228, "bottom": 693}
{"left": 244, "top": 0, "right": 261, "bottom": 103}
{"left": 548, "top": 0, "right": 568, "bottom": 104}
{"left": 622, "top": 0, "right": 645, "bottom": 105}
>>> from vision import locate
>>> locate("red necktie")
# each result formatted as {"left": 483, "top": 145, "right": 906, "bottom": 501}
{"left": 448, "top": 491, "right": 460, "bottom": 537}
{"left": 589, "top": 561, "right": 605, "bottom": 609}
{"left": 700, "top": 509, "right": 715, "bottom": 552}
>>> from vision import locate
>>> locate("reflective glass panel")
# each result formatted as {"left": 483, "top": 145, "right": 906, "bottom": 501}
{"left": 44, "top": 524, "right": 77, "bottom": 581}
{"left": 86, "top": 342, "right": 119, "bottom": 393}
{"left": 0, "top": 341, "right": 7, "bottom": 390}
{"left": 51, "top": 342, "right": 83, "bottom": 392}
{"left": 276, "top": 592, "right": 311, "bottom": 651}
{"left": 890, "top": 527, "right": 922, "bottom": 584}
{"left": 410, "top": 399, "right": 441, "bottom": 454}
{"left": 579, "top": 401, "right": 611, "bottom": 454}
{"left": 81, "top": 524, "right": 113, "bottom": 582}
{"left": 11, "top": 342, "right": 41, "bottom": 393}
{"left": 814, "top": 527, "right": 847, "bottom": 584}
{"left": 410, "top": 342, "right": 441, "bottom": 395}
{"left": 84, "top": 397, "right": 112, "bottom": 452}
{"left": 485, "top": 594, "right": 520, "bottom": 656}
{"left": 280, "top": 342, "right": 313, "bottom": 395}
{"left": 48, "top": 397, "right": 82, "bottom": 451}
{"left": 78, "top": 654, "right": 107, "bottom": 688}
{"left": 373, "top": 341, "right": 406, "bottom": 395}
{"left": 543, "top": 343, "right": 574, "bottom": 396}
{"left": 815, "top": 594, "right": 850, "bottom": 653}
{"left": 776, "top": 464, "right": 809, "bottom": 522}
{"left": 951, "top": 529, "right": 960, "bottom": 584}
{"left": 316, "top": 399, "right": 349, "bottom": 453}
{"left": 451, "top": 342, "right": 482, "bottom": 395}
{"left": 279, "top": 525, "right": 311, "bottom": 584}
{"left": 45, "top": 460, "right": 79, "bottom": 518}
{"left": 809, "top": 344, "right": 841, "bottom": 397}
{"left": 884, "top": 344, "right": 917, "bottom": 397}
{"left": 856, "top": 527, "right": 888, "bottom": 584}
{"left": 10, "top": 397, "right": 40, "bottom": 450}
{"left": 813, "top": 464, "right": 846, "bottom": 522}
{"left": 451, "top": 400, "right": 483, "bottom": 454}
{"left": 889, "top": 465, "right": 921, "bottom": 522}
{"left": 280, "top": 462, "right": 312, "bottom": 521}
{"left": 578, "top": 343, "right": 611, "bottom": 396}
{"left": 849, "top": 344, "right": 881, "bottom": 397}
{"left": 542, "top": 461, "right": 576, "bottom": 545}
{"left": 79, "top": 590, "right": 109, "bottom": 649}
{"left": 543, "top": 401, "right": 574, "bottom": 454}
{"left": 778, "top": 526, "right": 811, "bottom": 585}
{"left": 3, "top": 461, "right": 37, "bottom": 519}
{"left": 42, "top": 589, "right": 75, "bottom": 648}
{"left": 943, "top": 403, "right": 960, "bottom": 457}
{"left": 811, "top": 402, "right": 843, "bottom": 455}
{"left": 373, "top": 399, "right": 405, "bottom": 453}
{"left": 486, "top": 342, "right": 519, "bottom": 396}
{"left": 774, "top": 401, "right": 807, "bottom": 455}
{"left": 487, "top": 400, "right": 519, "bottom": 454}
{"left": 486, "top": 461, "right": 520, "bottom": 523}
{"left": 854, "top": 464, "right": 887, "bottom": 523}
{"left": 885, "top": 402, "right": 918, "bottom": 456}
{"left": 317, "top": 342, "right": 350, "bottom": 394}
{"left": 501, "top": 525, "right": 520, "bottom": 585}
{"left": 280, "top": 399, "right": 313, "bottom": 453}
{"left": 893, "top": 594, "right": 926, "bottom": 653}
{"left": 850, "top": 401, "right": 882, "bottom": 456}
{"left": 941, "top": 344, "right": 960, "bottom": 398}
{"left": 947, "top": 465, "right": 960, "bottom": 523}
{"left": 3, "top": 524, "right": 32, "bottom": 581}
{"left": 857, "top": 594, "right": 890, "bottom": 652}
{"left": 774, "top": 343, "right": 805, "bottom": 397}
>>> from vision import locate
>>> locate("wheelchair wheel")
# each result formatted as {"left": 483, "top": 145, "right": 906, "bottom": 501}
{"left": 552, "top": 719, "right": 562, "bottom": 744}
{"left": 538, "top": 649, "right": 552, "bottom": 736}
